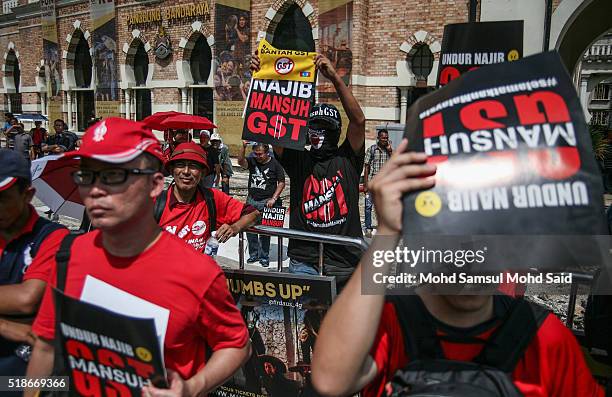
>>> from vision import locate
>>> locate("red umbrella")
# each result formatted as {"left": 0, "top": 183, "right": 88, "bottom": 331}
{"left": 30, "top": 155, "right": 84, "bottom": 220}
{"left": 160, "top": 114, "right": 217, "bottom": 130}
{"left": 142, "top": 111, "right": 184, "bottom": 130}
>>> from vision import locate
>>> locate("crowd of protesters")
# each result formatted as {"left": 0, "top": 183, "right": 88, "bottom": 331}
{"left": 0, "top": 49, "right": 609, "bottom": 397}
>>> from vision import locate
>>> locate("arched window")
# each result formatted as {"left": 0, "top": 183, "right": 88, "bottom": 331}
{"left": 272, "top": 4, "right": 315, "bottom": 52}
{"left": 6, "top": 50, "right": 21, "bottom": 112}
{"left": 134, "top": 42, "right": 149, "bottom": 86}
{"left": 190, "top": 34, "right": 212, "bottom": 84}
{"left": 408, "top": 44, "right": 434, "bottom": 81}
{"left": 74, "top": 35, "right": 92, "bottom": 88}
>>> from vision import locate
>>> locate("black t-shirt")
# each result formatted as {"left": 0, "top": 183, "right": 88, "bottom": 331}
{"left": 204, "top": 146, "right": 219, "bottom": 171}
{"left": 278, "top": 139, "right": 365, "bottom": 282}
{"left": 247, "top": 157, "right": 285, "bottom": 201}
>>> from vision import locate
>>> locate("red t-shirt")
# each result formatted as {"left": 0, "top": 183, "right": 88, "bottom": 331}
{"left": 31, "top": 128, "right": 46, "bottom": 145}
{"left": 365, "top": 300, "right": 604, "bottom": 397}
{"left": 159, "top": 187, "right": 244, "bottom": 251}
{"left": 32, "top": 230, "right": 248, "bottom": 380}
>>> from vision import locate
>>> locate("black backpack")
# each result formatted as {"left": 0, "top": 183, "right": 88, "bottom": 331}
{"left": 153, "top": 185, "right": 216, "bottom": 233}
{"left": 385, "top": 295, "right": 549, "bottom": 397}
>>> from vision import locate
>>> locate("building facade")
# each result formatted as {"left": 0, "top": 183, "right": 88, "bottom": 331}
{"left": 0, "top": 0, "right": 474, "bottom": 149}
{"left": 576, "top": 33, "right": 612, "bottom": 129}
{"left": 0, "top": 0, "right": 609, "bottom": 150}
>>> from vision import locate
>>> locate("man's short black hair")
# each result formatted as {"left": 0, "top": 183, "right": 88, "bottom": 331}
{"left": 54, "top": 118, "right": 65, "bottom": 125}
{"left": 378, "top": 129, "right": 389, "bottom": 137}
{"left": 253, "top": 143, "right": 269, "bottom": 152}
{"left": 142, "top": 153, "right": 162, "bottom": 172}
{"left": 16, "top": 177, "right": 31, "bottom": 193}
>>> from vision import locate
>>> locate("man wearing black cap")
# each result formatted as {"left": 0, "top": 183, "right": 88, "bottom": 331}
{"left": 252, "top": 54, "right": 365, "bottom": 287}
{"left": 0, "top": 149, "right": 67, "bottom": 379}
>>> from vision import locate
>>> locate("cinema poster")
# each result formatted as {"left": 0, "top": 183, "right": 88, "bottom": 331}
{"left": 90, "top": 0, "right": 120, "bottom": 118}
{"left": 212, "top": 270, "right": 336, "bottom": 397}
{"left": 401, "top": 51, "right": 610, "bottom": 271}
{"left": 242, "top": 40, "right": 316, "bottom": 150}
{"left": 41, "top": 0, "right": 63, "bottom": 123}
{"left": 53, "top": 290, "right": 167, "bottom": 396}
{"left": 437, "top": 21, "right": 523, "bottom": 87}
{"left": 214, "top": 0, "right": 251, "bottom": 152}
{"left": 317, "top": 0, "right": 353, "bottom": 100}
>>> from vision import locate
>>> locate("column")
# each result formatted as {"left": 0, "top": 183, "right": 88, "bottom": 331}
{"left": 181, "top": 88, "right": 188, "bottom": 114}
{"left": 579, "top": 78, "right": 590, "bottom": 122}
{"left": 125, "top": 89, "right": 131, "bottom": 120}
{"left": 400, "top": 88, "right": 409, "bottom": 124}
{"left": 66, "top": 90, "right": 73, "bottom": 130}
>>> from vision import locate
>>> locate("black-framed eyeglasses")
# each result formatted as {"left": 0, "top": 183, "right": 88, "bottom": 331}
{"left": 72, "top": 168, "right": 157, "bottom": 186}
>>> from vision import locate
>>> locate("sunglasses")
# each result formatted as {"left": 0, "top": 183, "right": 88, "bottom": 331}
{"left": 72, "top": 168, "right": 157, "bottom": 186}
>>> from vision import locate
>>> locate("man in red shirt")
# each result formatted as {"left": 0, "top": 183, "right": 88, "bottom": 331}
{"left": 157, "top": 142, "right": 258, "bottom": 252}
{"left": 311, "top": 139, "right": 605, "bottom": 397}
{"left": 29, "top": 120, "right": 47, "bottom": 159}
{"left": 0, "top": 149, "right": 67, "bottom": 380}
{"left": 25, "top": 118, "right": 250, "bottom": 397}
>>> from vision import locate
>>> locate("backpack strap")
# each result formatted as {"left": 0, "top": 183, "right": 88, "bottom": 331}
{"left": 389, "top": 295, "right": 445, "bottom": 360}
{"left": 200, "top": 187, "right": 217, "bottom": 233}
{"left": 474, "top": 297, "right": 549, "bottom": 372}
{"left": 153, "top": 188, "right": 169, "bottom": 223}
{"left": 50, "top": 232, "right": 81, "bottom": 381}
{"left": 55, "top": 232, "right": 81, "bottom": 292}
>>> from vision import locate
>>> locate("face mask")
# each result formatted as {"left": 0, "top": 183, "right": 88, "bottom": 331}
{"left": 308, "top": 127, "right": 339, "bottom": 161}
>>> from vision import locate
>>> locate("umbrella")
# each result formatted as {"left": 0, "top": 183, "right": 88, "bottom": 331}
{"left": 160, "top": 114, "right": 217, "bottom": 130}
{"left": 31, "top": 155, "right": 84, "bottom": 220}
{"left": 141, "top": 111, "right": 184, "bottom": 131}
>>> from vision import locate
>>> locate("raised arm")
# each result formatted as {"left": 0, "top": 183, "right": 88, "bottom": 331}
{"left": 311, "top": 139, "right": 436, "bottom": 397}
{"left": 238, "top": 141, "right": 249, "bottom": 169}
{"left": 315, "top": 54, "right": 365, "bottom": 153}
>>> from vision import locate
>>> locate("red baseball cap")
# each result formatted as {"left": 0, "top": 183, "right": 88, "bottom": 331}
{"left": 63, "top": 117, "right": 164, "bottom": 164}
{"left": 167, "top": 142, "right": 210, "bottom": 173}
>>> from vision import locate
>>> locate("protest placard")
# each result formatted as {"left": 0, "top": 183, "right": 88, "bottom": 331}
{"left": 242, "top": 40, "right": 316, "bottom": 150}
{"left": 54, "top": 289, "right": 167, "bottom": 396}
{"left": 437, "top": 21, "right": 523, "bottom": 87}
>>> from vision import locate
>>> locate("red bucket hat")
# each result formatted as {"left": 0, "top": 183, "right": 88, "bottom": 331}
{"left": 63, "top": 117, "right": 164, "bottom": 163}
{"left": 167, "top": 142, "right": 210, "bottom": 173}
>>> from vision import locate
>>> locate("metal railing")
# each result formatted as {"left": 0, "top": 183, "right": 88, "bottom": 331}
{"left": 237, "top": 225, "right": 369, "bottom": 274}
{"left": 565, "top": 272, "right": 594, "bottom": 331}
{"left": 236, "top": 226, "right": 595, "bottom": 332}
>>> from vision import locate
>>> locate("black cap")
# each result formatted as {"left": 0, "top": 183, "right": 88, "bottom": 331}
{"left": 0, "top": 149, "right": 31, "bottom": 191}
{"left": 308, "top": 103, "right": 342, "bottom": 131}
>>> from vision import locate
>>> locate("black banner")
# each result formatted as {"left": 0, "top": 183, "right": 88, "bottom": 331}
{"left": 437, "top": 21, "right": 523, "bottom": 87}
{"left": 53, "top": 290, "right": 167, "bottom": 396}
{"left": 212, "top": 270, "right": 335, "bottom": 397}
{"left": 402, "top": 52, "right": 608, "bottom": 270}
{"left": 242, "top": 79, "right": 314, "bottom": 150}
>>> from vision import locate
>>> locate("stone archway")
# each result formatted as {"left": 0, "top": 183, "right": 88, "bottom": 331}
{"left": 550, "top": 0, "right": 612, "bottom": 72}
{"left": 63, "top": 22, "right": 93, "bottom": 89}
{"left": 261, "top": 0, "right": 317, "bottom": 47}
{"left": 121, "top": 31, "right": 153, "bottom": 87}
{"left": 398, "top": 31, "right": 442, "bottom": 87}
{"left": 177, "top": 21, "right": 214, "bottom": 86}
{"left": 2, "top": 43, "right": 20, "bottom": 93}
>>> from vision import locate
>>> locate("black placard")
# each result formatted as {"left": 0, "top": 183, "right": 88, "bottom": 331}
{"left": 437, "top": 21, "right": 524, "bottom": 87}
